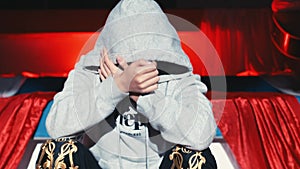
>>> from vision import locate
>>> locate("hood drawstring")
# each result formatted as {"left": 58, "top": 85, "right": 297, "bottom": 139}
{"left": 117, "top": 121, "right": 124, "bottom": 169}
{"left": 117, "top": 104, "right": 150, "bottom": 168}
{"left": 145, "top": 126, "right": 149, "bottom": 169}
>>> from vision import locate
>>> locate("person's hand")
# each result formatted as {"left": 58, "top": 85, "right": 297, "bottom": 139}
{"left": 114, "top": 58, "right": 159, "bottom": 94}
{"left": 98, "top": 47, "right": 159, "bottom": 100}
{"left": 99, "top": 47, "right": 120, "bottom": 81}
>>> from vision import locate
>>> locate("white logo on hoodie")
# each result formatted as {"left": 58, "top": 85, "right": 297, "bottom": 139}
{"left": 116, "top": 107, "right": 146, "bottom": 138}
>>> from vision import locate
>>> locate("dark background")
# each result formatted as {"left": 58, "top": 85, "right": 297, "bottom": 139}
{"left": 0, "top": 0, "right": 272, "bottom": 9}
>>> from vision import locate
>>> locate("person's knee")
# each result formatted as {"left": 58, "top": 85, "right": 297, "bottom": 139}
{"left": 35, "top": 138, "right": 101, "bottom": 169}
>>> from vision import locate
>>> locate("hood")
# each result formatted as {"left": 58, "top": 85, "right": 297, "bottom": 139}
{"left": 94, "top": 0, "right": 193, "bottom": 71}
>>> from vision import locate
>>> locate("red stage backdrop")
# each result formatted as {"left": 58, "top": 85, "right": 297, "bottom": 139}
{"left": 1, "top": 8, "right": 299, "bottom": 77}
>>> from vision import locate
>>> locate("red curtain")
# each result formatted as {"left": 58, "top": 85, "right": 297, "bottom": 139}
{"left": 0, "top": 92, "right": 55, "bottom": 169}
{"left": 2, "top": 8, "right": 300, "bottom": 77}
{"left": 213, "top": 92, "right": 300, "bottom": 169}
{"left": 199, "top": 8, "right": 300, "bottom": 76}
{"left": 0, "top": 90, "right": 299, "bottom": 168}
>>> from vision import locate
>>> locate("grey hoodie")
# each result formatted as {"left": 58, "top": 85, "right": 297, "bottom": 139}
{"left": 46, "top": 0, "right": 216, "bottom": 168}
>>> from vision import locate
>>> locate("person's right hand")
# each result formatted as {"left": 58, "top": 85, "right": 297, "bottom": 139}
{"left": 99, "top": 47, "right": 120, "bottom": 81}
{"left": 114, "top": 57, "right": 160, "bottom": 94}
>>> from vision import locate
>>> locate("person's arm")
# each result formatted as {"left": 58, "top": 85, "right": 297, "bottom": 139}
{"left": 136, "top": 74, "right": 216, "bottom": 151}
{"left": 46, "top": 53, "right": 128, "bottom": 138}
{"left": 46, "top": 50, "right": 159, "bottom": 139}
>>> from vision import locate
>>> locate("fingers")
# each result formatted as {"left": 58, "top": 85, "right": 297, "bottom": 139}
{"left": 128, "top": 66, "right": 159, "bottom": 93}
{"left": 135, "top": 69, "right": 159, "bottom": 84}
{"left": 124, "top": 60, "right": 158, "bottom": 93}
{"left": 103, "top": 62, "right": 111, "bottom": 76}
{"left": 132, "top": 71, "right": 160, "bottom": 93}
{"left": 140, "top": 83, "right": 159, "bottom": 93}
{"left": 100, "top": 49, "right": 109, "bottom": 79}
{"left": 102, "top": 48, "right": 112, "bottom": 76}
{"left": 99, "top": 47, "right": 122, "bottom": 81}
{"left": 102, "top": 48, "right": 115, "bottom": 78}
{"left": 103, "top": 48, "right": 118, "bottom": 74}
{"left": 99, "top": 71, "right": 106, "bottom": 82}
{"left": 108, "top": 57, "right": 158, "bottom": 93}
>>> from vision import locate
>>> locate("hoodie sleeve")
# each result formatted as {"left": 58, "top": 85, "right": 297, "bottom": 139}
{"left": 46, "top": 54, "right": 128, "bottom": 139}
{"left": 136, "top": 74, "right": 216, "bottom": 151}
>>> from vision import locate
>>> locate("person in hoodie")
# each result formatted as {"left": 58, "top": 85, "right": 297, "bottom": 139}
{"left": 44, "top": 0, "right": 218, "bottom": 168}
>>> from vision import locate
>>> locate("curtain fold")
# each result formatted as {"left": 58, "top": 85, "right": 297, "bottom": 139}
{"left": 0, "top": 92, "right": 55, "bottom": 169}
{"left": 214, "top": 92, "right": 300, "bottom": 169}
